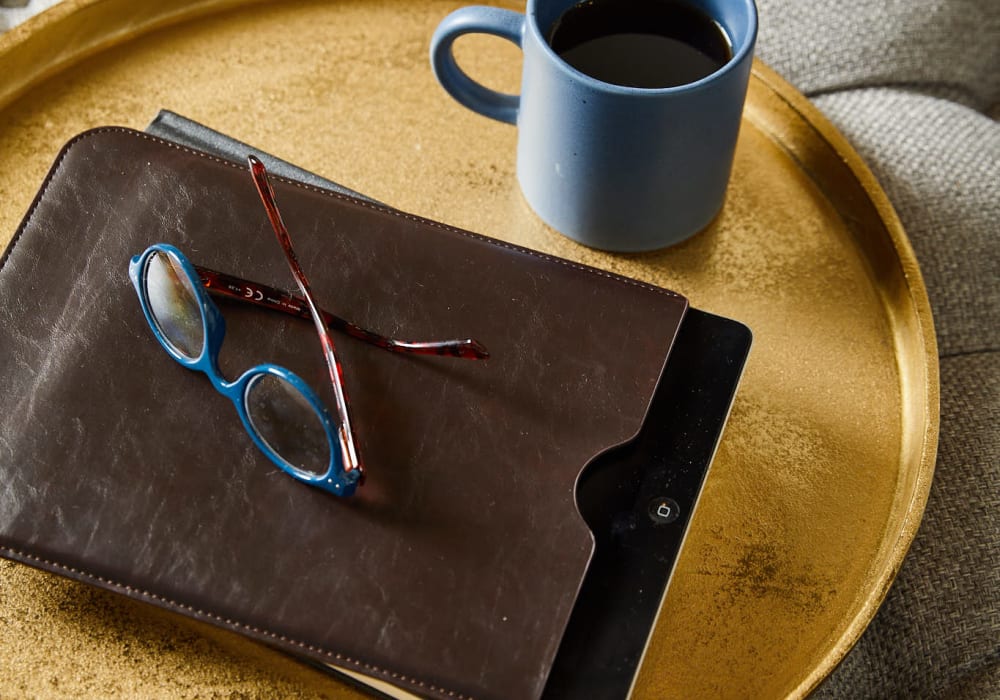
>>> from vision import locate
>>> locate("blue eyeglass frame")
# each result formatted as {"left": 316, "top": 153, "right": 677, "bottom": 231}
{"left": 128, "top": 243, "right": 360, "bottom": 497}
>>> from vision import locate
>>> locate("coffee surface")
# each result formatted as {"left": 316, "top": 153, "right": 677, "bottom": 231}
{"left": 548, "top": 0, "right": 732, "bottom": 88}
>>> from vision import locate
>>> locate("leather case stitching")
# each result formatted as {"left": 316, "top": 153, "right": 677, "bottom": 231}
{"left": 0, "top": 546, "right": 472, "bottom": 699}
{"left": 2, "top": 126, "right": 681, "bottom": 300}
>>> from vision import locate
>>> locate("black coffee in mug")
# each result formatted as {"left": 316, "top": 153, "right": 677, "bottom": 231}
{"left": 547, "top": 0, "right": 733, "bottom": 89}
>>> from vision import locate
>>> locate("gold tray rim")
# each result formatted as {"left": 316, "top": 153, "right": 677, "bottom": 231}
{"left": 746, "top": 61, "right": 940, "bottom": 695}
{"left": 0, "top": 1, "right": 940, "bottom": 696}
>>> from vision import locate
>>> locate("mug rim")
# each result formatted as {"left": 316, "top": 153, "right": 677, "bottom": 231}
{"left": 527, "top": 0, "right": 758, "bottom": 96}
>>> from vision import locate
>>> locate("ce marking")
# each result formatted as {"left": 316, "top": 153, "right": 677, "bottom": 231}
{"left": 244, "top": 286, "right": 264, "bottom": 302}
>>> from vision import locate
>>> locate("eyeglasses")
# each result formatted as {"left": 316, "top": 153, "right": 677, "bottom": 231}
{"left": 129, "top": 155, "right": 488, "bottom": 497}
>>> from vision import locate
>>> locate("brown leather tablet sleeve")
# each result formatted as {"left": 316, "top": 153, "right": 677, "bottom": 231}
{"left": 0, "top": 128, "right": 687, "bottom": 700}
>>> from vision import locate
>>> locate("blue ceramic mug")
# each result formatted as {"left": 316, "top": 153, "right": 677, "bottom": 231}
{"left": 430, "top": 0, "right": 757, "bottom": 251}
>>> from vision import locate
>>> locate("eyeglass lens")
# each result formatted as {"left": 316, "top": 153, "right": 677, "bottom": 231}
{"left": 246, "top": 374, "right": 331, "bottom": 476}
{"left": 145, "top": 251, "right": 205, "bottom": 359}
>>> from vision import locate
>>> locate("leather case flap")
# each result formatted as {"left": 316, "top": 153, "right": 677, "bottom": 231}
{"left": 0, "top": 128, "right": 687, "bottom": 700}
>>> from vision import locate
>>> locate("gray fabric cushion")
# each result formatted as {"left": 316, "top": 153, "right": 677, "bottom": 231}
{"left": 756, "top": 0, "right": 1000, "bottom": 110}
{"left": 756, "top": 0, "right": 1000, "bottom": 696}
{"left": 812, "top": 88, "right": 999, "bottom": 357}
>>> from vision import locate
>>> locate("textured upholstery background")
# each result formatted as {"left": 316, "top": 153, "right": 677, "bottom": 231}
{"left": 1, "top": 0, "right": 997, "bottom": 697}
{"left": 755, "top": 0, "right": 1000, "bottom": 696}
{"left": 0, "top": 0, "right": 59, "bottom": 31}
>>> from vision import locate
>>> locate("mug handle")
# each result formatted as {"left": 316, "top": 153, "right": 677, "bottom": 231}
{"left": 430, "top": 6, "right": 524, "bottom": 125}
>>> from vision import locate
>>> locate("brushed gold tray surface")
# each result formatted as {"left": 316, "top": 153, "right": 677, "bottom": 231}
{"left": 0, "top": 1, "right": 938, "bottom": 698}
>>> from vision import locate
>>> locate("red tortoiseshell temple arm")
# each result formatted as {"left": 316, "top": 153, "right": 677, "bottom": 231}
{"left": 248, "top": 155, "right": 364, "bottom": 480}
{"left": 195, "top": 266, "right": 489, "bottom": 360}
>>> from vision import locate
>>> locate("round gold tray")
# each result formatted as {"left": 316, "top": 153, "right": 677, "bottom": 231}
{"left": 0, "top": 1, "right": 938, "bottom": 698}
